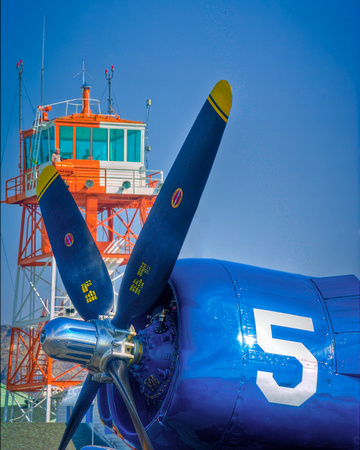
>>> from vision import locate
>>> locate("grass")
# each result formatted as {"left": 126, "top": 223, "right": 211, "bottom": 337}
{"left": 1, "top": 423, "right": 76, "bottom": 450}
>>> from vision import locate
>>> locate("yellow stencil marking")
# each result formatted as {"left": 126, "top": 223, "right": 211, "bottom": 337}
{"left": 85, "top": 290, "right": 97, "bottom": 303}
{"left": 130, "top": 262, "right": 151, "bottom": 295}
{"left": 130, "top": 279, "right": 145, "bottom": 295}
{"left": 137, "top": 262, "right": 151, "bottom": 277}
{"left": 81, "top": 280, "right": 92, "bottom": 293}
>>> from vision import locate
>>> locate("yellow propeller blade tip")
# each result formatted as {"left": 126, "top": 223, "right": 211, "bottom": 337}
{"left": 208, "top": 80, "right": 232, "bottom": 123}
{"left": 36, "top": 165, "right": 59, "bottom": 200}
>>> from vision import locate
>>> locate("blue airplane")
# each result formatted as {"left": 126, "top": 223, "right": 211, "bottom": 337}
{"left": 38, "top": 81, "right": 359, "bottom": 450}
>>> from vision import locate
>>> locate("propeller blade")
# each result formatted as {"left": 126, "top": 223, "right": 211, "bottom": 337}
{"left": 58, "top": 373, "right": 101, "bottom": 450}
{"left": 112, "top": 80, "right": 232, "bottom": 329}
{"left": 37, "top": 166, "right": 113, "bottom": 320}
{"left": 107, "top": 359, "right": 154, "bottom": 450}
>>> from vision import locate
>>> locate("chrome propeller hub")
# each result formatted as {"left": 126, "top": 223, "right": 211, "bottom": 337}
{"left": 41, "top": 317, "right": 141, "bottom": 377}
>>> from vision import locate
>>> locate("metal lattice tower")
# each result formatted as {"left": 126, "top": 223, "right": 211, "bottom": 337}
{"left": 3, "top": 79, "right": 162, "bottom": 423}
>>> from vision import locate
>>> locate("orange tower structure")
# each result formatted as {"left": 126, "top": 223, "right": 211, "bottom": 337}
{"left": 4, "top": 72, "right": 162, "bottom": 422}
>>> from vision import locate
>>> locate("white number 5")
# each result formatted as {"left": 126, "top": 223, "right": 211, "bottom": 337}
{"left": 254, "top": 308, "right": 318, "bottom": 407}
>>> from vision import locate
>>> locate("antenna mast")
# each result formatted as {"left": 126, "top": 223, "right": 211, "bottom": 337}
{"left": 105, "top": 66, "right": 114, "bottom": 114}
{"left": 82, "top": 60, "right": 85, "bottom": 85}
{"left": 16, "top": 59, "right": 23, "bottom": 171}
{"left": 145, "top": 99, "right": 151, "bottom": 168}
{"left": 16, "top": 60, "right": 23, "bottom": 132}
{"left": 41, "top": 17, "right": 45, "bottom": 107}
{"left": 74, "top": 60, "right": 93, "bottom": 89}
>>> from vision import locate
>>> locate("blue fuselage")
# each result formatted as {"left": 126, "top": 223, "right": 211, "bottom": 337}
{"left": 99, "top": 259, "right": 360, "bottom": 449}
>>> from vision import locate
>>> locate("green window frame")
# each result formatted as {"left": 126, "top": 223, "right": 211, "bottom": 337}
{"left": 24, "top": 136, "right": 31, "bottom": 169}
{"left": 29, "top": 132, "right": 40, "bottom": 166}
{"left": 49, "top": 126, "right": 55, "bottom": 155}
{"left": 41, "top": 128, "right": 51, "bottom": 164}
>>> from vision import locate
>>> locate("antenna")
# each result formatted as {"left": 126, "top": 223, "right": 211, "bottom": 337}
{"left": 17, "top": 59, "right": 24, "bottom": 169}
{"left": 145, "top": 99, "right": 151, "bottom": 169}
{"left": 17, "top": 60, "right": 24, "bottom": 132}
{"left": 105, "top": 66, "right": 114, "bottom": 115}
{"left": 73, "top": 60, "right": 93, "bottom": 85}
{"left": 81, "top": 60, "right": 85, "bottom": 85}
{"left": 41, "top": 17, "right": 45, "bottom": 107}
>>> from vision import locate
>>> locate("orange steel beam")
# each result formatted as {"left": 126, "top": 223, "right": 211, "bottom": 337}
{"left": 106, "top": 209, "right": 114, "bottom": 243}
{"left": 85, "top": 195, "right": 98, "bottom": 241}
{"left": 8, "top": 329, "right": 47, "bottom": 386}
{"left": 18, "top": 204, "right": 46, "bottom": 264}
{"left": 27, "top": 326, "right": 47, "bottom": 382}
{"left": 51, "top": 365, "right": 86, "bottom": 382}
{"left": 7, "top": 323, "right": 85, "bottom": 392}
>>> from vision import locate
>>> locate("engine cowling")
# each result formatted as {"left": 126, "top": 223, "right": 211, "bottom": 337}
{"left": 98, "top": 258, "right": 359, "bottom": 449}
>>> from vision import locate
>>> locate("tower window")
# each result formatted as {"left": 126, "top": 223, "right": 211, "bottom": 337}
{"left": 110, "top": 129, "right": 124, "bottom": 161}
{"left": 76, "top": 127, "right": 91, "bottom": 160}
{"left": 59, "top": 126, "right": 74, "bottom": 159}
{"left": 127, "top": 129, "right": 141, "bottom": 162}
{"left": 93, "top": 128, "right": 108, "bottom": 160}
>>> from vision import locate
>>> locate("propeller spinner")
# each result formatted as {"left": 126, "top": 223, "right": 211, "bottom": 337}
{"left": 39, "top": 80, "right": 232, "bottom": 450}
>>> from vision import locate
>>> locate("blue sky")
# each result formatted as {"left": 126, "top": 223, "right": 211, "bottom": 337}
{"left": 1, "top": 0, "right": 359, "bottom": 324}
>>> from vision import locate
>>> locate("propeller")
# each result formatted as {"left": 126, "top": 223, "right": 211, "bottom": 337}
{"left": 107, "top": 359, "right": 153, "bottom": 450}
{"left": 37, "top": 165, "right": 113, "bottom": 321}
{"left": 58, "top": 373, "right": 101, "bottom": 450}
{"left": 112, "top": 80, "right": 232, "bottom": 330}
{"left": 38, "top": 80, "right": 232, "bottom": 449}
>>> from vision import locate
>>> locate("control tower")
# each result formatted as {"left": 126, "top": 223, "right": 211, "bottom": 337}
{"left": 4, "top": 79, "right": 163, "bottom": 422}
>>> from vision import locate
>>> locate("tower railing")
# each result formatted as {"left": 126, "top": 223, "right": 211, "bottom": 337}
{"left": 5, "top": 165, "right": 163, "bottom": 203}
